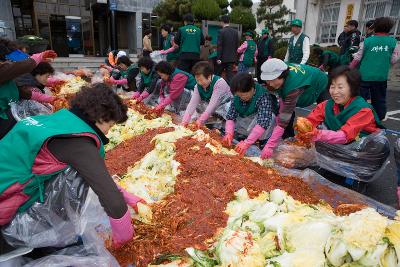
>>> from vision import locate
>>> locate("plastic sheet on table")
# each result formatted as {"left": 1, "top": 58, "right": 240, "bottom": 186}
{"left": 150, "top": 51, "right": 166, "bottom": 63}
{"left": 2, "top": 168, "right": 117, "bottom": 266}
{"left": 10, "top": 100, "right": 52, "bottom": 121}
{"left": 315, "top": 131, "right": 390, "bottom": 182}
{"left": 272, "top": 139, "right": 317, "bottom": 169}
{"left": 277, "top": 167, "right": 397, "bottom": 218}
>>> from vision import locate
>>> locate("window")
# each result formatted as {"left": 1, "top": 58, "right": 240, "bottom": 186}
{"left": 318, "top": 1, "right": 340, "bottom": 43}
{"left": 361, "top": 0, "right": 400, "bottom": 39}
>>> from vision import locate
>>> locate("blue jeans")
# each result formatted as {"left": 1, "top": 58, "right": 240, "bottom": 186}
{"left": 360, "top": 81, "right": 387, "bottom": 120}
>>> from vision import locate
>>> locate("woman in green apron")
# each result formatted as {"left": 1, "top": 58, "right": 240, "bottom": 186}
{"left": 106, "top": 56, "right": 139, "bottom": 92}
{"left": 181, "top": 61, "right": 232, "bottom": 127}
{"left": 0, "top": 84, "right": 144, "bottom": 253}
{"left": 222, "top": 72, "right": 277, "bottom": 156}
{"left": 0, "top": 49, "right": 57, "bottom": 140}
{"left": 259, "top": 58, "right": 329, "bottom": 159}
{"left": 159, "top": 24, "right": 179, "bottom": 67}
{"left": 134, "top": 56, "right": 160, "bottom": 106}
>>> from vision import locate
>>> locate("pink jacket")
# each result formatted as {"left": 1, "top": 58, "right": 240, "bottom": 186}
{"left": 237, "top": 40, "right": 258, "bottom": 63}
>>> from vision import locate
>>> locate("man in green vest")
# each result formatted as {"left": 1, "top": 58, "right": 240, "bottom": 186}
{"left": 350, "top": 16, "right": 399, "bottom": 121}
{"left": 259, "top": 58, "right": 329, "bottom": 158}
{"left": 174, "top": 13, "right": 205, "bottom": 73}
{"left": 285, "top": 19, "right": 310, "bottom": 64}
{"left": 237, "top": 31, "right": 258, "bottom": 73}
{"left": 257, "top": 28, "right": 274, "bottom": 83}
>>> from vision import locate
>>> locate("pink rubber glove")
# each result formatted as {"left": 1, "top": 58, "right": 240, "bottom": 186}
{"left": 110, "top": 77, "right": 127, "bottom": 85}
{"left": 31, "top": 90, "right": 56, "bottom": 104}
{"left": 312, "top": 129, "right": 347, "bottom": 144}
{"left": 235, "top": 124, "right": 265, "bottom": 156}
{"left": 261, "top": 125, "right": 285, "bottom": 159}
{"left": 197, "top": 112, "right": 210, "bottom": 125}
{"left": 222, "top": 120, "right": 235, "bottom": 147}
{"left": 181, "top": 113, "right": 192, "bottom": 126}
{"left": 132, "top": 91, "right": 140, "bottom": 99}
{"left": 349, "top": 59, "right": 359, "bottom": 69}
{"left": 109, "top": 209, "right": 134, "bottom": 248}
{"left": 158, "top": 96, "right": 173, "bottom": 109}
{"left": 30, "top": 50, "right": 57, "bottom": 65}
{"left": 137, "top": 91, "right": 150, "bottom": 102}
{"left": 116, "top": 184, "right": 146, "bottom": 213}
{"left": 235, "top": 141, "right": 251, "bottom": 155}
{"left": 268, "top": 56, "right": 272, "bottom": 60}
{"left": 154, "top": 105, "right": 165, "bottom": 114}
{"left": 160, "top": 50, "right": 167, "bottom": 55}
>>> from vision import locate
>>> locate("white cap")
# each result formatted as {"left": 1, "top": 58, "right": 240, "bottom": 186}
{"left": 260, "top": 58, "right": 288, "bottom": 81}
{"left": 116, "top": 51, "right": 127, "bottom": 58}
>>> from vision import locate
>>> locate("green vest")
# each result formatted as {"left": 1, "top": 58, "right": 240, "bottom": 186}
{"left": 172, "top": 68, "right": 196, "bottom": 90}
{"left": 197, "top": 75, "right": 220, "bottom": 102}
{"left": 288, "top": 33, "right": 307, "bottom": 64}
{"left": 178, "top": 24, "right": 202, "bottom": 54}
{"left": 163, "top": 34, "right": 179, "bottom": 61}
{"left": 141, "top": 69, "right": 155, "bottom": 87}
{"left": 322, "top": 50, "right": 339, "bottom": 67}
{"left": 120, "top": 64, "right": 138, "bottom": 78}
{"left": 324, "top": 97, "right": 383, "bottom": 137}
{"left": 0, "top": 109, "right": 105, "bottom": 212}
{"left": 262, "top": 37, "right": 272, "bottom": 57}
{"left": 0, "top": 80, "right": 19, "bottom": 119}
{"left": 359, "top": 35, "right": 397, "bottom": 81}
{"left": 279, "top": 64, "right": 328, "bottom": 108}
{"left": 234, "top": 83, "right": 266, "bottom": 117}
{"left": 242, "top": 39, "right": 257, "bottom": 67}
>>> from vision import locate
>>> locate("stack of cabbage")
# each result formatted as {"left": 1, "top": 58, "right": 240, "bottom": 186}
{"left": 172, "top": 188, "right": 400, "bottom": 267}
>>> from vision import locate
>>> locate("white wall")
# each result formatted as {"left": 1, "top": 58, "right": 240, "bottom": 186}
{"left": 336, "top": 0, "right": 363, "bottom": 40}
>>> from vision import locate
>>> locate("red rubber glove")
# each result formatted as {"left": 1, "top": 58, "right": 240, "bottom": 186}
{"left": 30, "top": 50, "right": 57, "bottom": 65}
{"left": 222, "top": 133, "right": 234, "bottom": 147}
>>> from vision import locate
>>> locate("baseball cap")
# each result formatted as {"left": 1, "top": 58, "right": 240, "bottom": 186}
{"left": 244, "top": 31, "right": 253, "bottom": 37}
{"left": 261, "top": 28, "right": 269, "bottom": 35}
{"left": 261, "top": 58, "right": 288, "bottom": 81}
{"left": 291, "top": 19, "right": 302, "bottom": 27}
{"left": 116, "top": 50, "right": 127, "bottom": 58}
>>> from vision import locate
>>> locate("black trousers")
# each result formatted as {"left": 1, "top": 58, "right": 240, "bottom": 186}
{"left": 360, "top": 80, "right": 387, "bottom": 120}
{"left": 215, "top": 62, "right": 235, "bottom": 85}
{"left": 142, "top": 50, "right": 151, "bottom": 57}
{"left": 177, "top": 58, "right": 199, "bottom": 73}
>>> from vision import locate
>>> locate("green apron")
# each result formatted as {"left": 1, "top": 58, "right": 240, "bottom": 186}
{"left": 197, "top": 75, "right": 220, "bottom": 102}
{"left": 163, "top": 34, "right": 179, "bottom": 62}
{"left": 279, "top": 64, "right": 328, "bottom": 108}
{"left": 178, "top": 24, "right": 202, "bottom": 54}
{"left": 234, "top": 83, "right": 266, "bottom": 117}
{"left": 0, "top": 80, "right": 20, "bottom": 119}
{"left": 324, "top": 97, "right": 383, "bottom": 137}
{"left": 288, "top": 33, "right": 307, "bottom": 64}
{"left": 0, "top": 109, "right": 105, "bottom": 212}
{"left": 171, "top": 69, "right": 196, "bottom": 90}
{"left": 242, "top": 39, "right": 257, "bottom": 67}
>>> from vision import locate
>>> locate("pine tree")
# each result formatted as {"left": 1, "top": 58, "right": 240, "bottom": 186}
{"left": 192, "top": 0, "right": 221, "bottom": 20}
{"left": 256, "top": 0, "right": 291, "bottom": 38}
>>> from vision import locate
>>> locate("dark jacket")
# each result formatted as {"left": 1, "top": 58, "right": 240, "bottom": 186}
{"left": 338, "top": 30, "right": 361, "bottom": 55}
{"left": 217, "top": 26, "right": 239, "bottom": 63}
{"left": 257, "top": 37, "right": 274, "bottom": 61}
{"left": 15, "top": 73, "right": 45, "bottom": 93}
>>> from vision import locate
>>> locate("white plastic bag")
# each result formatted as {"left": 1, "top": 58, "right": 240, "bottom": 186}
{"left": 10, "top": 100, "right": 52, "bottom": 121}
{"left": 150, "top": 50, "right": 166, "bottom": 63}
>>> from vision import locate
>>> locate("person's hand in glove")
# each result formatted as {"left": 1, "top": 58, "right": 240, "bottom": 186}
{"left": 153, "top": 105, "right": 165, "bottom": 116}
{"left": 195, "top": 112, "right": 209, "bottom": 129}
{"left": 235, "top": 141, "right": 251, "bottom": 155}
{"left": 137, "top": 91, "right": 150, "bottom": 102}
{"left": 235, "top": 124, "right": 265, "bottom": 156}
{"left": 109, "top": 209, "right": 134, "bottom": 249}
{"left": 132, "top": 91, "right": 141, "bottom": 100}
{"left": 116, "top": 184, "right": 146, "bottom": 213}
{"left": 305, "top": 129, "right": 347, "bottom": 144}
{"left": 30, "top": 50, "right": 57, "bottom": 65}
{"left": 222, "top": 120, "right": 235, "bottom": 147}
{"left": 260, "top": 125, "right": 285, "bottom": 159}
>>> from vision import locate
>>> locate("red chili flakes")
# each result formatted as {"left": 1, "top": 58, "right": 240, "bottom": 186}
{"left": 105, "top": 127, "right": 175, "bottom": 176}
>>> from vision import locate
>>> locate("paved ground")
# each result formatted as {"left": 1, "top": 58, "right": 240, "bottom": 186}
{"left": 297, "top": 66, "right": 400, "bottom": 208}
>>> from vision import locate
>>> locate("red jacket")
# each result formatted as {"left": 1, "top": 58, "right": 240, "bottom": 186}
{"left": 307, "top": 98, "right": 380, "bottom": 141}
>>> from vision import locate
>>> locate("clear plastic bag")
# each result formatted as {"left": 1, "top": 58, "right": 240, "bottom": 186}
{"left": 150, "top": 50, "right": 166, "bottom": 63}
{"left": 2, "top": 168, "right": 117, "bottom": 266}
{"left": 273, "top": 140, "right": 317, "bottom": 169}
{"left": 10, "top": 100, "right": 52, "bottom": 121}
{"left": 314, "top": 131, "right": 390, "bottom": 182}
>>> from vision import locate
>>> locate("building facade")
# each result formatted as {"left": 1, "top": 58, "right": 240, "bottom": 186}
{"left": 296, "top": 0, "right": 400, "bottom": 45}
{"left": 4, "top": 0, "right": 160, "bottom": 57}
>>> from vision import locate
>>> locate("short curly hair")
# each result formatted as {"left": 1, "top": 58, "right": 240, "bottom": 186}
{"left": 31, "top": 62, "right": 55, "bottom": 76}
{"left": 138, "top": 56, "right": 154, "bottom": 70}
{"left": 329, "top": 65, "right": 361, "bottom": 97}
{"left": 70, "top": 83, "right": 128, "bottom": 124}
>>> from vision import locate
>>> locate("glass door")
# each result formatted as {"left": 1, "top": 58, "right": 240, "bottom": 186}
{"left": 65, "top": 16, "right": 83, "bottom": 55}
